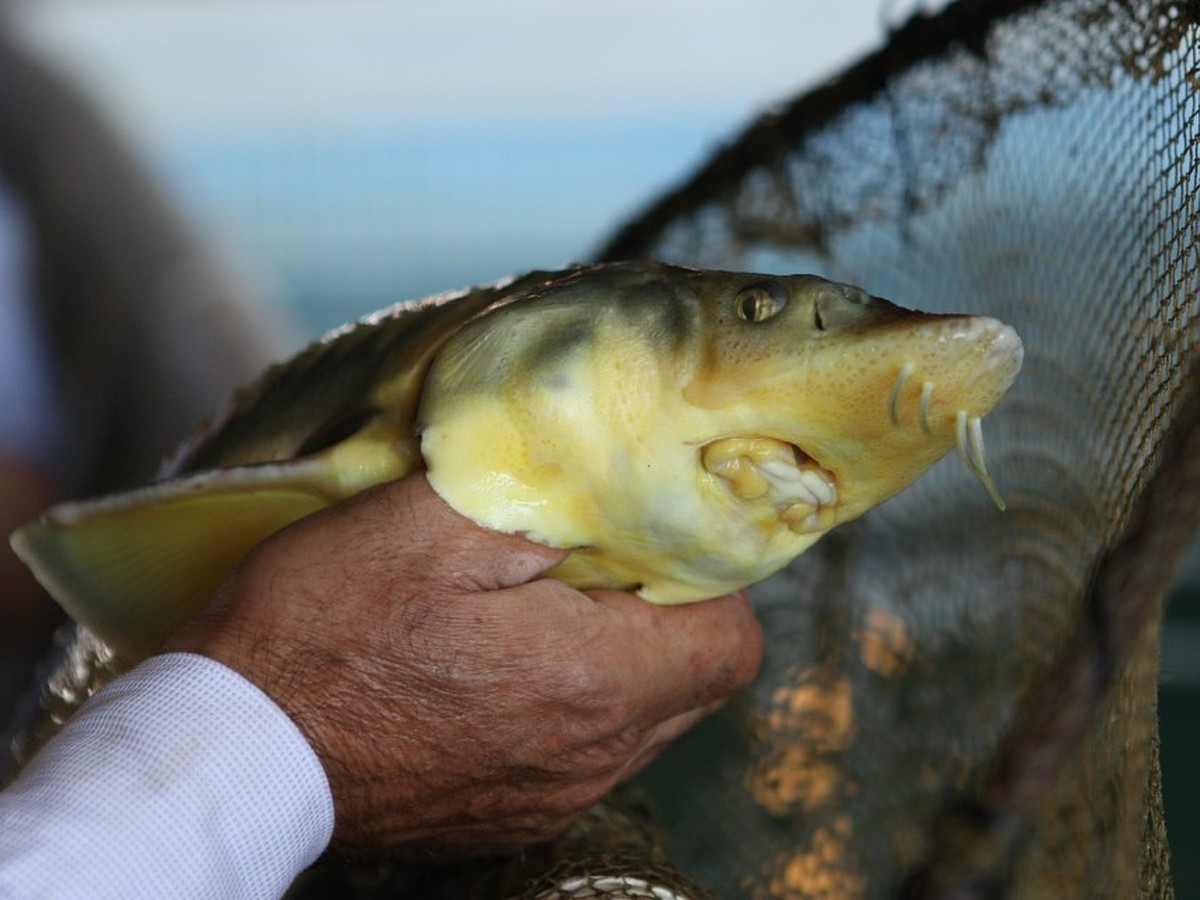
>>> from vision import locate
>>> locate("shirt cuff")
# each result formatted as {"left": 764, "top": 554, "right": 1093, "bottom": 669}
{"left": 0, "top": 652, "right": 335, "bottom": 899}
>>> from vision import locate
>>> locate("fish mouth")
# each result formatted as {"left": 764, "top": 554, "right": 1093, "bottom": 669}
{"left": 777, "top": 444, "right": 840, "bottom": 533}
{"left": 701, "top": 437, "right": 839, "bottom": 534}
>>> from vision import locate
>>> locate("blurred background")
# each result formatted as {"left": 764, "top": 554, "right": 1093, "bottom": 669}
{"left": 9, "top": 0, "right": 906, "bottom": 338}
{"left": 4, "top": 0, "right": 1196, "bottom": 892}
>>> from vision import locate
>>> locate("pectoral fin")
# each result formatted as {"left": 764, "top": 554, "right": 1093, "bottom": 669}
{"left": 10, "top": 463, "right": 336, "bottom": 661}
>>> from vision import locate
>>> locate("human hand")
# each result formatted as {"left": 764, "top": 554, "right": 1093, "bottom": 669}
{"left": 166, "top": 473, "right": 763, "bottom": 859}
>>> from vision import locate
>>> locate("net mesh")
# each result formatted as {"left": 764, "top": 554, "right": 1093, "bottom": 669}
{"left": 589, "top": 0, "right": 1199, "bottom": 897}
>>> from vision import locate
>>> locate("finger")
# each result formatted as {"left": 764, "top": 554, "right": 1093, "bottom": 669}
{"left": 585, "top": 589, "right": 764, "bottom": 720}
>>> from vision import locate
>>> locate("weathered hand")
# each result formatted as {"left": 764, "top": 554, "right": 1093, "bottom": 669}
{"left": 167, "top": 474, "right": 763, "bottom": 858}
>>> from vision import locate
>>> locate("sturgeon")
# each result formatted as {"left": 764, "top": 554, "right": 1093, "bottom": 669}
{"left": 10, "top": 261, "right": 1022, "bottom": 660}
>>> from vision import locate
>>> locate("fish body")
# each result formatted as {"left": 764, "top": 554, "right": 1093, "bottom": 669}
{"left": 10, "top": 261, "right": 1022, "bottom": 659}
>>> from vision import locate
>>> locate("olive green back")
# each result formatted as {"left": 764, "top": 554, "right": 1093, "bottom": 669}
{"left": 167, "top": 270, "right": 566, "bottom": 477}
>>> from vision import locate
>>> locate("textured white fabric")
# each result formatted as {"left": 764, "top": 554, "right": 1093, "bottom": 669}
{"left": 0, "top": 177, "right": 60, "bottom": 466}
{"left": 0, "top": 653, "right": 335, "bottom": 899}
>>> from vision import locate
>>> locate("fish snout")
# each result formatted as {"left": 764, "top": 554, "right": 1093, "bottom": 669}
{"left": 884, "top": 315, "right": 1023, "bottom": 510}
{"left": 956, "top": 317, "right": 1025, "bottom": 408}
{"left": 984, "top": 320, "right": 1024, "bottom": 382}
{"left": 952, "top": 314, "right": 1023, "bottom": 371}
{"left": 886, "top": 317, "right": 1022, "bottom": 432}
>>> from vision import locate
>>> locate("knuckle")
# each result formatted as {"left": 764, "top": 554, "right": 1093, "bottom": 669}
{"left": 551, "top": 653, "right": 622, "bottom": 719}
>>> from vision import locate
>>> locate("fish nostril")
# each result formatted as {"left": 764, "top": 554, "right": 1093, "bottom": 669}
{"left": 815, "top": 285, "right": 874, "bottom": 332}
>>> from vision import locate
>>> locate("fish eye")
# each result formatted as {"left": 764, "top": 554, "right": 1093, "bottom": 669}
{"left": 734, "top": 281, "right": 789, "bottom": 323}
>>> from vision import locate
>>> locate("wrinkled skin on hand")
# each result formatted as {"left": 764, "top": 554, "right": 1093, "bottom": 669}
{"left": 167, "top": 474, "right": 763, "bottom": 859}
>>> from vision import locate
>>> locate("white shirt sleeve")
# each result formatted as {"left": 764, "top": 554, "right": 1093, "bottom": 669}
{"left": 0, "top": 652, "right": 335, "bottom": 899}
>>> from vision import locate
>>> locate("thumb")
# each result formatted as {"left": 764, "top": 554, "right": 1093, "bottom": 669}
{"left": 363, "top": 474, "right": 569, "bottom": 591}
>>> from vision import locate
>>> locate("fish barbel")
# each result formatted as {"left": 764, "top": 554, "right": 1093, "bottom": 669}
{"left": 10, "top": 261, "right": 1022, "bottom": 659}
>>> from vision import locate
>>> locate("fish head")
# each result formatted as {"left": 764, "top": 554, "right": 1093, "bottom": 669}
{"left": 682, "top": 272, "right": 1025, "bottom": 532}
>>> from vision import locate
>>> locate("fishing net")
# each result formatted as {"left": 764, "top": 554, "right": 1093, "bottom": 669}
{"left": 576, "top": 0, "right": 1199, "bottom": 896}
